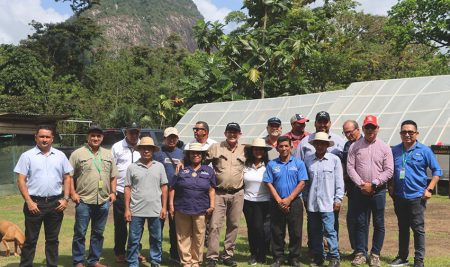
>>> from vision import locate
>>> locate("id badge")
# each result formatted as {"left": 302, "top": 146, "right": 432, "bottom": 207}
{"left": 98, "top": 180, "right": 104, "bottom": 189}
{"left": 399, "top": 168, "right": 405, "bottom": 179}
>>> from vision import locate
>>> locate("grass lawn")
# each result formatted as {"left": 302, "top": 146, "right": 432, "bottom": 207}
{"left": 1, "top": 194, "right": 450, "bottom": 266}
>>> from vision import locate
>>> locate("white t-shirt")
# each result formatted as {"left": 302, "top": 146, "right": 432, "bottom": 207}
{"left": 243, "top": 163, "right": 270, "bottom": 202}
{"left": 111, "top": 139, "right": 141, "bottom": 193}
{"left": 185, "top": 138, "right": 217, "bottom": 150}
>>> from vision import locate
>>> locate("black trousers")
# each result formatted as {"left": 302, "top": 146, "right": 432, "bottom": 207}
{"left": 161, "top": 200, "right": 179, "bottom": 259}
{"left": 393, "top": 197, "right": 426, "bottom": 261}
{"left": 243, "top": 200, "right": 270, "bottom": 262}
{"left": 113, "top": 192, "right": 128, "bottom": 256}
{"left": 270, "top": 198, "right": 303, "bottom": 261}
{"left": 20, "top": 197, "right": 63, "bottom": 267}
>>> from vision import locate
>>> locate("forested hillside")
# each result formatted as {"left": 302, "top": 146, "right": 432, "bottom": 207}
{"left": 0, "top": 0, "right": 448, "bottom": 129}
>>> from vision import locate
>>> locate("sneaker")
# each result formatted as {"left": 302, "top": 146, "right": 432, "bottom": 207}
{"left": 390, "top": 257, "right": 409, "bottom": 267}
{"left": 271, "top": 258, "right": 283, "bottom": 267}
{"left": 351, "top": 253, "right": 367, "bottom": 266}
{"left": 369, "top": 254, "right": 381, "bottom": 267}
{"left": 413, "top": 259, "right": 424, "bottom": 267}
{"left": 206, "top": 260, "right": 217, "bottom": 267}
{"left": 310, "top": 258, "right": 324, "bottom": 266}
{"left": 115, "top": 254, "right": 126, "bottom": 264}
{"left": 222, "top": 258, "right": 237, "bottom": 267}
{"left": 328, "top": 258, "right": 340, "bottom": 267}
{"left": 289, "top": 258, "right": 301, "bottom": 267}
{"left": 248, "top": 256, "right": 258, "bottom": 266}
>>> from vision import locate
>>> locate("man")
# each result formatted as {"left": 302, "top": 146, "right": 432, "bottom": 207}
{"left": 205, "top": 122, "right": 246, "bottom": 267}
{"left": 14, "top": 125, "right": 72, "bottom": 267}
{"left": 296, "top": 111, "right": 345, "bottom": 161}
{"left": 296, "top": 111, "right": 345, "bottom": 253}
{"left": 304, "top": 132, "right": 344, "bottom": 267}
{"left": 124, "top": 136, "right": 168, "bottom": 267}
{"left": 389, "top": 120, "right": 442, "bottom": 267}
{"left": 263, "top": 136, "right": 308, "bottom": 267}
{"left": 347, "top": 115, "right": 393, "bottom": 267}
{"left": 154, "top": 127, "right": 184, "bottom": 262}
{"left": 265, "top": 117, "right": 283, "bottom": 160}
{"left": 70, "top": 125, "right": 118, "bottom": 267}
{"left": 283, "top": 114, "right": 310, "bottom": 150}
{"left": 111, "top": 122, "right": 143, "bottom": 263}
{"left": 185, "top": 121, "right": 217, "bottom": 150}
{"left": 342, "top": 120, "right": 365, "bottom": 256}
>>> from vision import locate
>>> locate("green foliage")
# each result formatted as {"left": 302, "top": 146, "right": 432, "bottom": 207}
{"left": 386, "top": 0, "right": 450, "bottom": 53}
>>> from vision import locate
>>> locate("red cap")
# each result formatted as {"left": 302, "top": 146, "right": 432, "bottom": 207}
{"left": 363, "top": 115, "right": 378, "bottom": 127}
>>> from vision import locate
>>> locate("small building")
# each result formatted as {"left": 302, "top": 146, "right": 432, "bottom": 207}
{"left": 0, "top": 113, "right": 70, "bottom": 196}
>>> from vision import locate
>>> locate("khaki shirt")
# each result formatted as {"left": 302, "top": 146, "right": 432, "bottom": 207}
{"left": 70, "top": 145, "right": 118, "bottom": 204}
{"left": 206, "top": 141, "right": 245, "bottom": 190}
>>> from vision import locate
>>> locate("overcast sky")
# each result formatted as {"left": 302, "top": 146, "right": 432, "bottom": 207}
{"left": 0, "top": 0, "right": 398, "bottom": 45}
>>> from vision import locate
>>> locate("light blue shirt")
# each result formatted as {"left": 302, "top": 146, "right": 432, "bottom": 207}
{"left": 295, "top": 132, "right": 345, "bottom": 161}
{"left": 14, "top": 146, "right": 73, "bottom": 197}
{"left": 304, "top": 153, "right": 344, "bottom": 212}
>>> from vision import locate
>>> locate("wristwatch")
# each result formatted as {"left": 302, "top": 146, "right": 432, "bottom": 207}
{"left": 371, "top": 183, "right": 377, "bottom": 190}
{"left": 426, "top": 188, "right": 433, "bottom": 193}
{"left": 63, "top": 196, "right": 71, "bottom": 201}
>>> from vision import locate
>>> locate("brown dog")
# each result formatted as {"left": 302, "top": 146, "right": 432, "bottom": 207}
{"left": 0, "top": 220, "right": 25, "bottom": 256}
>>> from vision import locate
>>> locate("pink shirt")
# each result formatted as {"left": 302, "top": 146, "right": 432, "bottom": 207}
{"left": 347, "top": 137, "right": 393, "bottom": 186}
{"left": 283, "top": 131, "right": 310, "bottom": 150}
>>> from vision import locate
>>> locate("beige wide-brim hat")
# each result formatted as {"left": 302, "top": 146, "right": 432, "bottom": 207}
{"left": 184, "top": 142, "right": 205, "bottom": 152}
{"left": 308, "top": 132, "right": 334, "bottom": 147}
{"left": 137, "top": 136, "right": 160, "bottom": 151}
{"left": 245, "top": 138, "right": 272, "bottom": 150}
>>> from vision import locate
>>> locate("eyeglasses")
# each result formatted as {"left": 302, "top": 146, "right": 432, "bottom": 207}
{"left": 342, "top": 128, "right": 358, "bottom": 136}
{"left": 363, "top": 125, "right": 377, "bottom": 130}
{"left": 193, "top": 127, "right": 206, "bottom": 132}
{"left": 400, "top": 131, "right": 417, "bottom": 136}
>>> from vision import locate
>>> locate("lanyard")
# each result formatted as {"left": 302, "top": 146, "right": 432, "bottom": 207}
{"left": 86, "top": 145, "right": 102, "bottom": 174}
{"left": 401, "top": 147, "right": 413, "bottom": 168}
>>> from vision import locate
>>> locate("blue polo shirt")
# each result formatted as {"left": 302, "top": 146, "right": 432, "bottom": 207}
{"left": 392, "top": 141, "right": 442, "bottom": 199}
{"left": 263, "top": 156, "right": 308, "bottom": 199}
{"left": 171, "top": 165, "right": 216, "bottom": 215}
{"left": 154, "top": 146, "right": 184, "bottom": 184}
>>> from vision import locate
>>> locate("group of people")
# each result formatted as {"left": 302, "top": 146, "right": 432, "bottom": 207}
{"left": 13, "top": 110, "right": 442, "bottom": 267}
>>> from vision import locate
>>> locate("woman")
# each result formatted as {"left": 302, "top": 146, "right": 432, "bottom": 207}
{"left": 169, "top": 143, "right": 216, "bottom": 267}
{"left": 243, "top": 137, "right": 272, "bottom": 265}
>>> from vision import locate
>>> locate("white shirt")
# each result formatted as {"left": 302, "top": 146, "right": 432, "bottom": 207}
{"left": 111, "top": 139, "right": 141, "bottom": 193}
{"left": 243, "top": 163, "right": 270, "bottom": 202}
{"left": 185, "top": 138, "right": 217, "bottom": 150}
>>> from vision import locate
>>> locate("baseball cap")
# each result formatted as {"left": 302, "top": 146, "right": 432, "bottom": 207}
{"left": 267, "top": 117, "right": 282, "bottom": 126}
{"left": 363, "top": 115, "right": 378, "bottom": 127}
{"left": 225, "top": 122, "right": 241, "bottom": 132}
{"left": 88, "top": 124, "right": 103, "bottom": 134}
{"left": 126, "top": 122, "right": 140, "bottom": 130}
{"left": 290, "top": 114, "right": 309, "bottom": 124}
{"left": 164, "top": 127, "right": 179, "bottom": 137}
{"left": 315, "top": 111, "right": 330, "bottom": 122}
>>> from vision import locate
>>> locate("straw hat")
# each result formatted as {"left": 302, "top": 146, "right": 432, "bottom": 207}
{"left": 137, "top": 136, "right": 160, "bottom": 151}
{"left": 184, "top": 143, "right": 205, "bottom": 152}
{"left": 245, "top": 138, "right": 272, "bottom": 150}
{"left": 308, "top": 132, "right": 334, "bottom": 147}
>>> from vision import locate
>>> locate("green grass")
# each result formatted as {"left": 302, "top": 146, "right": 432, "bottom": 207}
{"left": 1, "top": 194, "right": 450, "bottom": 266}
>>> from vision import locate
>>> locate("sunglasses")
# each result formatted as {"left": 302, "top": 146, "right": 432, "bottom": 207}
{"left": 400, "top": 131, "right": 417, "bottom": 136}
{"left": 193, "top": 127, "right": 206, "bottom": 132}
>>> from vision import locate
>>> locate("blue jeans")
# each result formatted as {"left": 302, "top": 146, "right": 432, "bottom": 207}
{"left": 127, "top": 216, "right": 162, "bottom": 266}
{"left": 72, "top": 201, "right": 110, "bottom": 266}
{"left": 354, "top": 187, "right": 386, "bottom": 256}
{"left": 309, "top": 212, "right": 339, "bottom": 261}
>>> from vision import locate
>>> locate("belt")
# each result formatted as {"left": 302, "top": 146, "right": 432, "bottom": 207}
{"left": 216, "top": 187, "right": 243, "bottom": 194}
{"left": 30, "top": 194, "right": 62, "bottom": 203}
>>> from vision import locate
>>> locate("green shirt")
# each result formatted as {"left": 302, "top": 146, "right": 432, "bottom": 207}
{"left": 70, "top": 145, "right": 118, "bottom": 204}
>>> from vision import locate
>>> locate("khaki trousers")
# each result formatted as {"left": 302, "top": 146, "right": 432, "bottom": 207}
{"left": 206, "top": 190, "right": 244, "bottom": 261}
{"left": 175, "top": 211, "right": 206, "bottom": 267}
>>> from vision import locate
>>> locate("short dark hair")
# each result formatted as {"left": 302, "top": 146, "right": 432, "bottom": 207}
{"left": 401, "top": 120, "right": 418, "bottom": 130}
{"left": 277, "top": 136, "right": 291, "bottom": 146}
{"left": 35, "top": 125, "right": 55, "bottom": 135}
{"left": 196, "top": 121, "right": 209, "bottom": 132}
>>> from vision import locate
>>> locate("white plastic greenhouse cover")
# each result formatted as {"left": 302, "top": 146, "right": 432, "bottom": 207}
{"left": 175, "top": 75, "right": 450, "bottom": 146}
